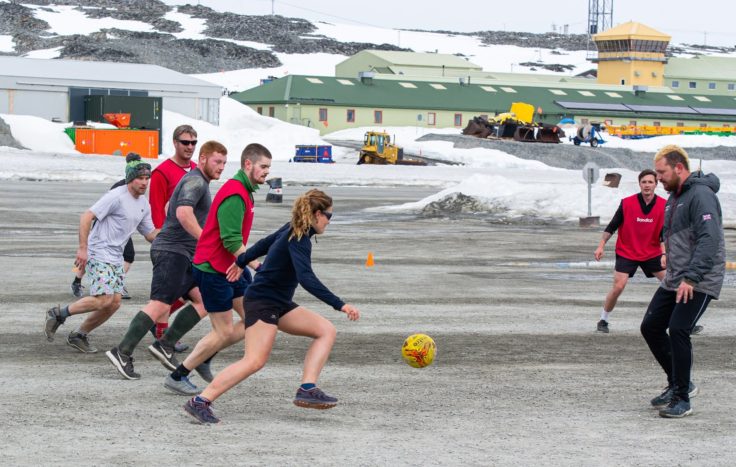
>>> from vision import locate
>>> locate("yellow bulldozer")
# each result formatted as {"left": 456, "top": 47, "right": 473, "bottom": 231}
{"left": 462, "top": 102, "right": 564, "bottom": 143}
{"left": 357, "top": 131, "right": 427, "bottom": 165}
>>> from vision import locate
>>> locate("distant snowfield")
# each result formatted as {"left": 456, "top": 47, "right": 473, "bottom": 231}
{"left": 3, "top": 4, "right": 736, "bottom": 223}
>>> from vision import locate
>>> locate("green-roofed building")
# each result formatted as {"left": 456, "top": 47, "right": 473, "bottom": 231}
{"left": 231, "top": 49, "right": 736, "bottom": 135}
{"left": 665, "top": 56, "right": 736, "bottom": 94}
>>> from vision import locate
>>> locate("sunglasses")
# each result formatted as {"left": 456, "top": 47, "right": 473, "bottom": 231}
{"left": 177, "top": 139, "right": 198, "bottom": 146}
{"left": 321, "top": 211, "right": 333, "bottom": 220}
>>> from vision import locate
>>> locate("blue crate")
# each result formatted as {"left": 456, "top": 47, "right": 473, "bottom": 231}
{"left": 294, "top": 145, "right": 333, "bottom": 163}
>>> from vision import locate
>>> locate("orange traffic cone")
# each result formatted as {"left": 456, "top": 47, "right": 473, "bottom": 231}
{"left": 365, "top": 252, "right": 375, "bottom": 267}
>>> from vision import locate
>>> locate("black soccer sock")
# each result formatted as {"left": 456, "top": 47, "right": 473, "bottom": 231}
{"left": 160, "top": 303, "right": 201, "bottom": 347}
{"left": 72, "top": 276, "right": 81, "bottom": 284}
{"left": 119, "top": 311, "right": 155, "bottom": 356}
{"left": 170, "top": 363, "right": 192, "bottom": 381}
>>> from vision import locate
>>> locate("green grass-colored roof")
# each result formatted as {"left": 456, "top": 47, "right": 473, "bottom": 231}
{"left": 666, "top": 56, "right": 736, "bottom": 80}
{"left": 231, "top": 75, "right": 736, "bottom": 122}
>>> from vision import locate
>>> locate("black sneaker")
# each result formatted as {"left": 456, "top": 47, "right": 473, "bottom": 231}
{"left": 184, "top": 397, "right": 220, "bottom": 424}
{"left": 148, "top": 340, "right": 179, "bottom": 371}
{"left": 650, "top": 382, "right": 698, "bottom": 409}
{"left": 692, "top": 325, "right": 704, "bottom": 335}
{"left": 106, "top": 347, "right": 141, "bottom": 380}
{"left": 659, "top": 396, "right": 693, "bottom": 418}
{"left": 71, "top": 281, "right": 85, "bottom": 298}
{"left": 67, "top": 331, "right": 98, "bottom": 353}
{"left": 293, "top": 387, "right": 338, "bottom": 409}
{"left": 44, "top": 306, "right": 66, "bottom": 342}
{"left": 596, "top": 319, "right": 609, "bottom": 333}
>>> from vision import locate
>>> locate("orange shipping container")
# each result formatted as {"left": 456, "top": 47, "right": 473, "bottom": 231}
{"left": 75, "top": 128, "right": 159, "bottom": 159}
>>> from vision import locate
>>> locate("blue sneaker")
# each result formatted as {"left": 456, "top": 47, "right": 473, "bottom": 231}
{"left": 650, "top": 382, "right": 698, "bottom": 409}
{"left": 293, "top": 387, "right": 338, "bottom": 409}
{"left": 164, "top": 375, "right": 199, "bottom": 395}
{"left": 183, "top": 397, "right": 219, "bottom": 424}
{"left": 659, "top": 396, "right": 693, "bottom": 418}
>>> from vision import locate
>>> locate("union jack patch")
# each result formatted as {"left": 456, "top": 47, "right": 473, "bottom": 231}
{"left": 703, "top": 214, "right": 712, "bottom": 221}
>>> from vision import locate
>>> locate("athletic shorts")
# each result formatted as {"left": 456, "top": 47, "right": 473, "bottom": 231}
{"left": 243, "top": 298, "right": 299, "bottom": 328}
{"left": 85, "top": 258, "right": 125, "bottom": 296}
{"left": 193, "top": 267, "right": 249, "bottom": 313}
{"left": 615, "top": 254, "right": 664, "bottom": 278}
{"left": 149, "top": 250, "right": 196, "bottom": 305}
{"left": 123, "top": 237, "right": 135, "bottom": 264}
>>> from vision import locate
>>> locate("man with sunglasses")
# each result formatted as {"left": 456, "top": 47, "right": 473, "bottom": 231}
{"left": 147, "top": 125, "right": 199, "bottom": 350}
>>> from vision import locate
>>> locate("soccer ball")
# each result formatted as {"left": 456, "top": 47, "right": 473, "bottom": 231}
{"left": 401, "top": 333, "right": 436, "bottom": 368}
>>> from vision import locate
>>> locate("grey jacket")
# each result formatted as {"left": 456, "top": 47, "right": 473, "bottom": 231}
{"left": 662, "top": 171, "right": 725, "bottom": 299}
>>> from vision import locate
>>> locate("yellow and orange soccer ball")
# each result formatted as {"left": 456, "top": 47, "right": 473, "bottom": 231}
{"left": 401, "top": 333, "right": 436, "bottom": 368}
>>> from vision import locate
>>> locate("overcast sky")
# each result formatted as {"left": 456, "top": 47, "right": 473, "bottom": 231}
{"left": 164, "top": 0, "right": 736, "bottom": 47}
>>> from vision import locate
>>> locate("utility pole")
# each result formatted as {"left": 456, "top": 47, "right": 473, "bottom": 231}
{"left": 271, "top": 0, "right": 275, "bottom": 15}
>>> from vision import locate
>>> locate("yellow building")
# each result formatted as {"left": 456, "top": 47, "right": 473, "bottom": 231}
{"left": 592, "top": 21, "right": 670, "bottom": 87}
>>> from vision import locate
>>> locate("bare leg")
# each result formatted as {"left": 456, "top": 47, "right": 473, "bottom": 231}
{"left": 200, "top": 320, "right": 278, "bottom": 402}
{"left": 77, "top": 294, "right": 122, "bottom": 334}
{"left": 181, "top": 310, "right": 234, "bottom": 371}
{"left": 277, "top": 307, "right": 336, "bottom": 384}
{"left": 603, "top": 272, "right": 630, "bottom": 313}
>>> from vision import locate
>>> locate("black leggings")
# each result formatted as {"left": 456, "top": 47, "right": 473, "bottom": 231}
{"left": 641, "top": 287, "right": 711, "bottom": 401}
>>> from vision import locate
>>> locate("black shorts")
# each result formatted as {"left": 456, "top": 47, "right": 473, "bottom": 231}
{"left": 149, "top": 250, "right": 195, "bottom": 304}
{"left": 243, "top": 299, "right": 299, "bottom": 328}
{"left": 123, "top": 237, "right": 135, "bottom": 264}
{"left": 615, "top": 254, "right": 664, "bottom": 278}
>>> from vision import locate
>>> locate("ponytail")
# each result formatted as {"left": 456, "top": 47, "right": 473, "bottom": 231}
{"left": 289, "top": 189, "right": 333, "bottom": 240}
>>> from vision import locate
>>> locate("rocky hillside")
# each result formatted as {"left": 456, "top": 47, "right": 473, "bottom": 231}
{"left": 1, "top": 0, "right": 734, "bottom": 74}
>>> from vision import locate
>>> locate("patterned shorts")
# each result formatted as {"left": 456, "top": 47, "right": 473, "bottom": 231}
{"left": 85, "top": 258, "right": 125, "bottom": 296}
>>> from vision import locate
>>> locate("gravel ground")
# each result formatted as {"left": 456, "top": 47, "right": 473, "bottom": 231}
{"left": 1, "top": 181, "right": 735, "bottom": 466}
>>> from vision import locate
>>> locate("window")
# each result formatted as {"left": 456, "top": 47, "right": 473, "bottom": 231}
{"left": 319, "top": 108, "right": 328, "bottom": 122}
{"left": 500, "top": 87, "right": 517, "bottom": 93}
{"left": 700, "top": 123, "right": 707, "bottom": 128}
{"left": 428, "top": 112, "right": 436, "bottom": 126}
{"left": 306, "top": 77, "right": 324, "bottom": 84}
{"left": 454, "top": 113, "right": 463, "bottom": 126}
{"left": 676, "top": 122, "right": 684, "bottom": 127}
{"left": 604, "top": 119, "right": 613, "bottom": 126}
{"left": 580, "top": 118, "right": 589, "bottom": 125}
{"left": 605, "top": 92, "right": 623, "bottom": 98}
{"left": 256, "top": 106, "right": 263, "bottom": 115}
{"left": 629, "top": 120, "right": 637, "bottom": 126}
{"left": 549, "top": 89, "right": 567, "bottom": 95}
{"left": 399, "top": 82, "right": 417, "bottom": 88}
{"left": 480, "top": 86, "right": 497, "bottom": 92}
{"left": 708, "top": 82, "right": 716, "bottom": 90}
{"left": 578, "top": 90, "right": 595, "bottom": 97}
{"left": 337, "top": 79, "right": 354, "bottom": 86}
{"left": 268, "top": 106, "right": 275, "bottom": 117}
{"left": 374, "top": 110, "right": 383, "bottom": 124}
{"left": 429, "top": 83, "right": 447, "bottom": 90}
{"left": 694, "top": 96, "right": 711, "bottom": 102}
{"left": 728, "top": 83, "right": 735, "bottom": 91}
{"left": 653, "top": 121, "right": 661, "bottom": 127}
{"left": 671, "top": 80, "right": 679, "bottom": 88}
{"left": 346, "top": 109, "right": 355, "bottom": 123}
{"left": 689, "top": 81, "right": 697, "bottom": 89}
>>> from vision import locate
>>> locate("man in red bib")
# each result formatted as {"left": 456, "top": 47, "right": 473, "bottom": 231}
{"left": 593, "top": 169, "right": 666, "bottom": 333}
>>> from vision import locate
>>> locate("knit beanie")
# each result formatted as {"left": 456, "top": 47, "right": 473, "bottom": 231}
{"left": 124, "top": 153, "right": 152, "bottom": 183}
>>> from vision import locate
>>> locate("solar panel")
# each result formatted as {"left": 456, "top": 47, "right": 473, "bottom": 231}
{"left": 555, "top": 101, "right": 629, "bottom": 111}
{"left": 625, "top": 104, "right": 698, "bottom": 114}
{"left": 692, "top": 107, "right": 736, "bottom": 116}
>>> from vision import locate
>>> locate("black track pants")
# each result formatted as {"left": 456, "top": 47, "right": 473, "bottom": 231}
{"left": 640, "top": 286, "right": 711, "bottom": 402}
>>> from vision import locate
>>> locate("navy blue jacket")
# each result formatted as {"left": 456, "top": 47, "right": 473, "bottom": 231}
{"left": 238, "top": 223, "right": 345, "bottom": 310}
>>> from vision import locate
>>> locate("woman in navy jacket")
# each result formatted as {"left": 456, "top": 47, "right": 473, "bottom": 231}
{"left": 184, "top": 189, "right": 360, "bottom": 424}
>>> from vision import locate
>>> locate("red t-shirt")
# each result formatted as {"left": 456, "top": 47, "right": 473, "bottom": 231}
{"left": 149, "top": 158, "right": 197, "bottom": 228}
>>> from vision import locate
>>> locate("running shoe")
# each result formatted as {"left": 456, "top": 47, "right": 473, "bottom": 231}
{"left": 44, "top": 306, "right": 65, "bottom": 342}
{"left": 659, "top": 396, "right": 692, "bottom": 418}
{"left": 67, "top": 331, "right": 97, "bottom": 353}
{"left": 692, "top": 325, "right": 704, "bottom": 335}
{"left": 650, "top": 382, "right": 698, "bottom": 409}
{"left": 195, "top": 361, "right": 214, "bottom": 383}
{"left": 106, "top": 347, "right": 141, "bottom": 380}
{"left": 596, "top": 319, "right": 609, "bottom": 333}
{"left": 174, "top": 341, "right": 189, "bottom": 353}
{"left": 184, "top": 397, "right": 219, "bottom": 424}
{"left": 293, "top": 387, "right": 338, "bottom": 409}
{"left": 121, "top": 286, "right": 131, "bottom": 300}
{"left": 70, "top": 280, "right": 84, "bottom": 298}
{"left": 148, "top": 340, "right": 179, "bottom": 371}
{"left": 164, "top": 375, "right": 199, "bottom": 395}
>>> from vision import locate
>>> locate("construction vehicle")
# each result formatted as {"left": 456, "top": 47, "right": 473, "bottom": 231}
{"left": 357, "top": 131, "right": 426, "bottom": 165}
{"left": 462, "top": 102, "right": 564, "bottom": 143}
{"left": 572, "top": 122, "right": 605, "bottom": 147}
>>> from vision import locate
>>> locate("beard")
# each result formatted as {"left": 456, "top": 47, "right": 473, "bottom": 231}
{"left": 662, "top": 175, "right": 680, "bottom": 192}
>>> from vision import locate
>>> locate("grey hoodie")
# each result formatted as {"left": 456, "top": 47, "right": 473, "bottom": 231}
{"left": 662, "top": 171, "right": 725, "bottom": 299}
